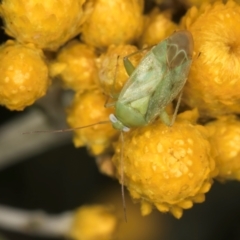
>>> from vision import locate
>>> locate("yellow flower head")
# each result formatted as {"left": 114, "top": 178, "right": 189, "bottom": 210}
{"left": 181, "top": 1, "right": 240, "bottom": 117}
{"left": 0, "top": 40, "right": 50, "bottom": 110}
{"left": 112, "top": 110, "right": 217, "bottom": 218}
{"left": 81, "top": 0, "right": 144, "bottom": 48}
{"left": 139, "top": 8, "right": 177, "bottom": 48}
{"left": 50, "top": 40, "right": 98, "bottom": 92}
{"left": 0, "top": 0, "right": 92, "bottom": 51}
{"left": 69, "top": 205, "right": 117, "bottom": 240}
{"left": 67, "top": 89, "right": 119, "bottom": 155}
{"left": 206, "top": 115, "right": 240, "bottom": 181}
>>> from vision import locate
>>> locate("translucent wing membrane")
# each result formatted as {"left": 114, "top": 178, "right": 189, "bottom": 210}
{"left": 119, "top": 51, "right": 166, "bottom": 104}
{"left": 167, "top": 31, "right": 194, "bottom": 69}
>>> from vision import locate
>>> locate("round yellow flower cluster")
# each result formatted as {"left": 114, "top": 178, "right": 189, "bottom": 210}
{"left": 0, "top": 40, "right": 50, "bottom": 110}
{"left": 206, "top": 115, "right": 240, "bottom": 181}
{"left": 139, "top": 8, "right": 177, "bottom": 47}
{"left": 0, "top": 0, "right": 93, "bottom": 110}
{"left": 1, "top": 0, "right": 240, "bottom": 221}
{"left": 0, "top": 0, "right": 91, "bottom": 51}
{"left": 113, "top": 109, "right": 217, "bottom": 219}
{"left": 66, "top": 89, "right": 119, "bottom": 155}
{"left": 181, "top": 0, "right": 240, "bottom": 117}
{"left": 81, "top": 0, "right": 144, "bottom": 48}
{"left": 49, "top": 41, "right": 98, "bottom": 92}
{"left": 68, "top": 205, "right": 117, "bottom": 240}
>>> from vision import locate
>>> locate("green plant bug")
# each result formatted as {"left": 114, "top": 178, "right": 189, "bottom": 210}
{"left": 110, "top": 30, "right": 194, "bottom": 132}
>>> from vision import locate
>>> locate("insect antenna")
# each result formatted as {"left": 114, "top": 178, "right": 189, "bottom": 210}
{"left": 120, "top": 131, "right": 127, "bottom": 222}
{"left": 112, "top": 55, "right": 120, "bottom": 97}
{"left": 22, "top": 120, "right": 110, "bottom": 134}
{"left": 103, "top": 56, "right": 121, "bottom": 108}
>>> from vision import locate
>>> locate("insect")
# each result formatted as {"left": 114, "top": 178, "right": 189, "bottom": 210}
{"left": 24, "top": 30, "right": 194, "bottom": 221}
{"left": 110, "top": 30, "right": 194, "bottom": 132}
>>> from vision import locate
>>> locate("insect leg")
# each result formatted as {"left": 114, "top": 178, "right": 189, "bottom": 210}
{"left": 159, "top": 90, "right": 183, "bottom": 127}
{"left": 123, "top": 46, "right": 152, "bottom": 76}
{"left": 159, "top": 111, "right": 171, "bottom": 126}
{"left": 170, "top": 90, "right": 183, "bottom": 126}
{"left": 120, "top": 131, "right": 127, "bottom": 222}
{"left": 104, "top": 55, "right": 121, "bottom": 108}
{"left": 104, "top": 98, "right": 116, "bottom": 108}
{"left": 108, "top": 55, "right": 122, "bottom": 99}
{"left": 123, "top": 55, "right": 136, "bottom": 76}
{"left": 168, "top": 91, "right": 183, "bottom": 126}
{"left": 104, "top": 90, "right": 117, "bottom": 108}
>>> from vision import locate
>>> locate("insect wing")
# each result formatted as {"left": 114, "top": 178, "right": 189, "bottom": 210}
{"left": 146, "top": 31, "right": 193, "bottom": 123}
{"left": 118, "top": 40, "right": 168, "bottom": 106}
{"left": 165, "top": 53, "right": 192, "bottom": 102}
{"left": 164, "top": 30, "right": 193, "bottom": 102}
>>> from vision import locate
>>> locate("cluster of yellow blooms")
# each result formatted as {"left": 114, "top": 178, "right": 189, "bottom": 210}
{"left": 69, "top": 205, "right": 118, "bottom": 240}
{"left": 1, "top": 0, "right": 240, "bottom": 238}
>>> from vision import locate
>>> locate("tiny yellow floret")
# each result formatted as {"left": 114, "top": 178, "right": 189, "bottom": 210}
{"left": 68, "top": 205, "right": 117, "bottom": 240}
{"left": 112, "top": 110, "right": 217, "bottom": 218}
{"left": 206, "top": 115, "right": 240, "bottom": 181}
{"left": 67, "top": 89, "right": 119, "bottom": 155}
{"left": 0, "top": 40, "right": 50, "bottom": 110}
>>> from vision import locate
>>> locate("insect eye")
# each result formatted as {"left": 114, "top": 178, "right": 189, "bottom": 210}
{"left": 109, "top": 114, "right": 117, "bottom": 123}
